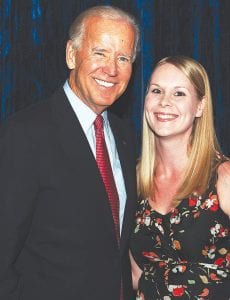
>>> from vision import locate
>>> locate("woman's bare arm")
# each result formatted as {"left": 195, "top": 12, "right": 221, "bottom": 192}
{"left": 129, "top": 250, "right": 143, "bottom": 290}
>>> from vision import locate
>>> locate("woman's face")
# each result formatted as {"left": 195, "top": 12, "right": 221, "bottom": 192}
{"left": 144, "top": 63, "right": 205, "bottom": 141}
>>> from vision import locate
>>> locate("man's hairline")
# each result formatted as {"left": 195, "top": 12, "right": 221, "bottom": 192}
{"left": 70, "top": 15, "right": 137, "bottom": 62}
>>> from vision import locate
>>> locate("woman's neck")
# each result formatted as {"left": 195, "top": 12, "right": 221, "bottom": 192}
{"left": 149, "top": 136, "right": 189, "bottom": 214}
{"left": 155, "top": 138, "right": 188, "bottom": 178}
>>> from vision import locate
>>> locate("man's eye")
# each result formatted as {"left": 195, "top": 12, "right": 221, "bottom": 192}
{"left": 151, "top": 88, "right": 161, "bottom": 94}
{"left": 174, "top": 91, "right": 186, "bottom": 96}
{"left": 118, "top": 56, "right": 130, "bottom": 63}
{"left": 94, "top": 52, "right": 105, "bottom": 57}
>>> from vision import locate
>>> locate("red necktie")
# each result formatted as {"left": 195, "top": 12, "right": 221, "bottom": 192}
{"left": 94, "top": 115, "right": 120, "bottom": 244}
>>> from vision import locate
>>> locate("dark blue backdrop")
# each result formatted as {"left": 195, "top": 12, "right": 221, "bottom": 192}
{"left": 1, "top": 0, "right": 230, "bottom": 155}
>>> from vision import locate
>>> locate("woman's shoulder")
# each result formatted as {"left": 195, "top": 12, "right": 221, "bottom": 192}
{"left": 216, "top": 158, "right": 230, "bottom": 217}
{"left": 218, "top": 158, "right": 230, "bottom": 171}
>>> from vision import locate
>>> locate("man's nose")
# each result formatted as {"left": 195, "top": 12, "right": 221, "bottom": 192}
{"left": 102, "top": 58, "right": 118, "bottom": 76}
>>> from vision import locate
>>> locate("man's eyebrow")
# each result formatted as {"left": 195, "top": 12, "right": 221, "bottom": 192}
{"left": 122, "top": 54, "right": 132, "bottom": 59}
{"left": 91, "top": 47, "right": 132, "bottom": 58}
{"left": 92, "top": 47, "right": 109, "bottom": 52}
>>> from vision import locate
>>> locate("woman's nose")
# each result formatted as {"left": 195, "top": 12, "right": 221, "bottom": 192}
{"left": 159, "top": 93, "right": 172, "bottom": 107}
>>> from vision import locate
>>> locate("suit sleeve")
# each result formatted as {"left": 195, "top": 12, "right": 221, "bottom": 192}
{"left": 0, "top": 120, "right": 38, "bottom": 299}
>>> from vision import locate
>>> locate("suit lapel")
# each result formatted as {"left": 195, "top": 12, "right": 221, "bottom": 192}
{"left": 109, "top": 113, "right": 136, "bottom": 254}
{"left": 48, "top": 88, "right": 119, "bottom": 248}
{"left": 49, "top": 89, "right": 95, "bottom": 168}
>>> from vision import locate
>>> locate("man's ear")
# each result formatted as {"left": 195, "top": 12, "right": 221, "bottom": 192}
{"left": 195, "top": 97, "right": 206, "bottom": 117}
{"left": 66, "top": 40, "right": 76, "bottom": 70}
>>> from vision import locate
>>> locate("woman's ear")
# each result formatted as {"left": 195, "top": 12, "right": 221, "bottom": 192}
{"left": 66, "top": 40, "right": 76, "bottom": 70}
{"left": 195, "top": 97, "right": 206, "bottom": 117}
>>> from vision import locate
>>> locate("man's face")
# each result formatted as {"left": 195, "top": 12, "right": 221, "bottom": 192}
{"left": 66, "top": 16, "right": 135, "bottom": 114}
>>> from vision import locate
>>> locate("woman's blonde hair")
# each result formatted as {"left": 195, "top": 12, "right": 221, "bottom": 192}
{"left": 137, "top": 55, "right": 221, "bottom": 202}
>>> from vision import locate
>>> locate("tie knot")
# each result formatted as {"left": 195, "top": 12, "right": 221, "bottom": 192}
{"left": 94, "top": 115, "right": 104, "bottom": 131}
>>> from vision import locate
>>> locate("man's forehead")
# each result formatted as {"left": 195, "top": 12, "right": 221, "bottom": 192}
{"left": 84, "top": 15, "right": 132, "bottom": 30}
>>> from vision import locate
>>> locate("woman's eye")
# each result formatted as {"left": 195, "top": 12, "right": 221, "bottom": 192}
{"left": 174, "top": 91, "right": 186, "bottom": 96}
{"left": 151, "top": 88, "right": 161, "bottom": 94}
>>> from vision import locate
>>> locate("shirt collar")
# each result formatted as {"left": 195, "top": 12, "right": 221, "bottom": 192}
{"left": 63, "top": 80, "right": 109, "bottom": 134}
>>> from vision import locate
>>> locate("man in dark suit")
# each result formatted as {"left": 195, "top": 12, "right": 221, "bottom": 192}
{"left": 0, "top": 5, "right": 139, "bottom": 300}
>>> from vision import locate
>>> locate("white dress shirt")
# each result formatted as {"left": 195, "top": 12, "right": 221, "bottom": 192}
{"left": 63, "top": 81, "right": 127, "bottom": 232}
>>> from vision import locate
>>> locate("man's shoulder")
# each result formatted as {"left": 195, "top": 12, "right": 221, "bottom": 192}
{"left": 1, "top": 87, "right": 65, "bottom": 128}
{"left": 0, "top": 87, "right": 67, "bottom": 142}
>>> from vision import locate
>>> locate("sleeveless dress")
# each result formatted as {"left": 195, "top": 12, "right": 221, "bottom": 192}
{"left": 130, "top": 167, "right": 230, "bottom": 299}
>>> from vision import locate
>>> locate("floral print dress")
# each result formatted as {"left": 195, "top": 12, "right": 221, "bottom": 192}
{"left": 130, "top": 169, "right": 230, "bottom": 300}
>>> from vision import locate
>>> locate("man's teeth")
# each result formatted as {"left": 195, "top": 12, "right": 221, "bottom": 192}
{"left": 95, "top": 79, "right": 114, "bottom": 87}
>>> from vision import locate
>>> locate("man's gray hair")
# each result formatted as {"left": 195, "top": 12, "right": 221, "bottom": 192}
{"left": 68, "top": 5, "right": 140, "bottom": 62}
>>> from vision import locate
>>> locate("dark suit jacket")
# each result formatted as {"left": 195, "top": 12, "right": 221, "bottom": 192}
{"left": 0, "top": 88, "right": 137, "bottom": 300}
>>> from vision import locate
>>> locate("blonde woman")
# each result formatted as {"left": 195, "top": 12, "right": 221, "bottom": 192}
{"left": 130, "top": 56, "right": 230, "bottom": 299}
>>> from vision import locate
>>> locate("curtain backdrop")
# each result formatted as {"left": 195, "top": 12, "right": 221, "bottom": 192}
{"left": 1, "top": 0, "right": 230, "bottom": 155}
